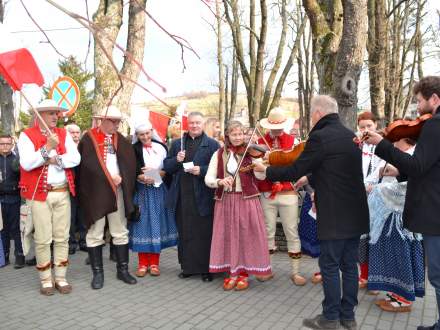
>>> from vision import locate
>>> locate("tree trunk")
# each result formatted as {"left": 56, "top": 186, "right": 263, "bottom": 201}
{"left": 215, "top": 0, "right": 226, "bottom": 133}
{"left": 303, "top": 0, "right": 343, "bottom": 94}
{"left": 230, "top": 52, "right": 239, "bottom": 120}
{"left": 93, "top": 0, "right": 146, "bottom": 121}
{"left": 332, "top": 0, "right": 367, "bottom": 130}
{"left": 117, "top": 0, "right": 147, "bottom": 113}
{"left": 0, "top": 0, "right": 14, "bottom": 135}
{"left": 367, "top": 0, "right": 386, "bottom": 120}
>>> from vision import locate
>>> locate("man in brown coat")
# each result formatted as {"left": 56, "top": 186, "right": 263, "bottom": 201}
{"left": 77, "top": 105, "right": 137, "bottom": 289}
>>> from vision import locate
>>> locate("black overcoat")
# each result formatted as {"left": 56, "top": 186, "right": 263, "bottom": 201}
{"left": 375, "top": 109, "right": 440, "bottom": 235}
{"left": 266, "top": 113, "right": 369, "bottom": 240}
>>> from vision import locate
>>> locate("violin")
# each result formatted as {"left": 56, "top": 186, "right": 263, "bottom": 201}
{"left": 268, "top": 142, "right": 306, "bottom": 166}
{"left": 239, "top": 141, "right": 306, "bottom": 172}
{"left": 234, "top": 143, "right": 268, "bottom": 158}
{"left": 356, "top": 113, "right": 432, "bottom": 144}
{"left": 384, "top": 113, "right": 432, "bottom": 142}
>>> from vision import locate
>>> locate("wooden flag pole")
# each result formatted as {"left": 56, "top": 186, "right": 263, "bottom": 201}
{"left": 20, "top": 91, "right": 52, "bottom": 133}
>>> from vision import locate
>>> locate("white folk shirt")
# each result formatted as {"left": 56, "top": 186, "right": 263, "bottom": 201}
{"left": 18, "top": 131, "right": 81, "bottom": 186}
{"left": 142, "top": 142, "right": 166, "bottom": 187}
{"left": 105, "top": 135, "right": 120, "bottom": 176}
{"left": 361, "top": 142, "right": 385, "bottom": 186}
{"left": 143, "top": 142, "right": 166, "bottom": 170}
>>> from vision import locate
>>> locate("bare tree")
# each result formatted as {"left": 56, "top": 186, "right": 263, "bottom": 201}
{"left": 93, "top": 0, "right": 146, "bottom": 116}
{"left": 215, "top": 0, "right": 227, "bottom": 133}
{"left": 296, "top": 0, "right": 314, "bottom": 138}
{"left": 367, "top": 0, "right": 386, "bottom": 120}
{"left": 0, "top": 0, "right": 15, "bottom": 134}
{"left": 384, "top": 0, "right": 426, "bottom": 122}
{"left": 223, "top": 0, "right": 305, "bottom": 126}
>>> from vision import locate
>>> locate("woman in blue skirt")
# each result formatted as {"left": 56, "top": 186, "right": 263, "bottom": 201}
{"left": 298, "top": 189, "right": 321, "bottom": 283}
{"left": 129, "top": 119, "right": 178, "bottom": 277}
{"left": 367, "top": 138, "right": 424, "bottom": 312}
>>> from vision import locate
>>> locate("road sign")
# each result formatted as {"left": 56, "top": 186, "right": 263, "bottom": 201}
{"left": 49, "top": 76, "right": 80, "bottom": 117}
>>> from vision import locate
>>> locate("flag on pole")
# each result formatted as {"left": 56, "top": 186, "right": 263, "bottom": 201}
{"left": 0, "top": 23, "right": 44, "bottom": 91}
{"left": 175, "top": 102, "right": 188, "bottom": 131}
{"left": 149, "top": 111, "right": 170, "bottom": 142}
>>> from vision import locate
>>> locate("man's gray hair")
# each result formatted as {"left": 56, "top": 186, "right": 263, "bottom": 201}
{"left": 65, "top": 123, "right": 81, "bottom": 132}
{"left": 187, "top": 111, "right": 204, "bottom": 119}
{"left": 310, "top": 95, "right": 338, "bottom": 114}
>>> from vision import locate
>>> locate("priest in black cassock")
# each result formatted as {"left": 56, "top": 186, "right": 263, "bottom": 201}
{"left": 164, "top": 112, "right": 219, "bottom": 282}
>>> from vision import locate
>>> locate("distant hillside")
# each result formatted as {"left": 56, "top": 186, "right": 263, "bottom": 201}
{"left": 138, "top": 92, "right": 300, "bottom": 119}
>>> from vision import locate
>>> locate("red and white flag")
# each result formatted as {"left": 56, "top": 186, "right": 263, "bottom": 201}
{"left": 149, "top": 111, "right": 170, "bottom": 142}
{"left": 175, "top": 102, "right": 188, "bottom": 131}
{"left": 0, "top": 23, "right": 44, "bottom": 91}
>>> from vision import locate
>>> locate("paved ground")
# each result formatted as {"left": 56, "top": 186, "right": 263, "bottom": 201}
{"left": 0, "top": 246, "right": 437, "bottom": 330}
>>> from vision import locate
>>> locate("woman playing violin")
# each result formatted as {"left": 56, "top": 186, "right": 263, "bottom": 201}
{"left": 204, "top": 120, "right": 272, "bottom": 291}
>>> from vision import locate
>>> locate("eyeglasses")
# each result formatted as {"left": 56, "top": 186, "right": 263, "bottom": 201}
{"left": 0, "top": 143, "right": 12, "bottom": 146}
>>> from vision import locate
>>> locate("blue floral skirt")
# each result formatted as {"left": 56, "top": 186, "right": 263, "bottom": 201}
{"left": 298, "top": 193, "right": 320, "bottom": 258}
{"left": 367, "top": 214, "right": 425, "bottom": 301}
{"left": 129, "top": 183, "right": 178, "bottom": 253}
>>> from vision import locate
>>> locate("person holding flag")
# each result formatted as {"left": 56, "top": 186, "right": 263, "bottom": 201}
{"left": 163, "top": 111, "right": 219, "bottom": 281}
{"left": 18, "top": 99, "right": 81, "bottom": 295}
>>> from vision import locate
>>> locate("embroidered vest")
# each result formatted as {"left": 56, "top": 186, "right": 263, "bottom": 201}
{"left": 214, "top": 147, "right": 260, "bottom": 200}
{"left": 19, "top": 127, "right": 75, "bottom": 201}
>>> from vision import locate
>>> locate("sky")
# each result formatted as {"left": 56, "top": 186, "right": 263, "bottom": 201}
{"left": 2, "top": 0, "right": 440, "bottom": 110}
{"left": 3, "top": 0, "right": 219, "bottom": 107}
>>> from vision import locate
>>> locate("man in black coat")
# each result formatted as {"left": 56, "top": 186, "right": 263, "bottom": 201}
{"left": 255, "top": 95, "right": 369, "bottom": 330}
{"left": 163, "top": 112, "right": 219, "bottom": 282}
{"left": 365, "top": 76, "right": 440, "bottom": 330}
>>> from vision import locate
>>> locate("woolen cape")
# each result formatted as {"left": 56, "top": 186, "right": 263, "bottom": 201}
{"left": 77, "top": 130, "right": 137, "bottom": 229}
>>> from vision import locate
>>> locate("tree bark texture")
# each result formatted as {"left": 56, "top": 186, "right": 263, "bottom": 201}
{"left": 367, "top": 0, "right": 386, "bottom": 120}
{"left": 332, "top": 0, "right": 367, "bottom": 129}
{"left": 93, "top": 0, "right": 146, "bottom": 117}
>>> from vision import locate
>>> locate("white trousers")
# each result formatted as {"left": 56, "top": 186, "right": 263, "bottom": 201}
{"left": 86, "top": 188, "right": 129, "bottom": 247}
{"left": 260, "top": 193, "right": 300, "bottom": 253}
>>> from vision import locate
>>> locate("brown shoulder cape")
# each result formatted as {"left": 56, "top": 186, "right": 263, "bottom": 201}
{"left": 77, "top": 131, "right": 136, "bottom": 229}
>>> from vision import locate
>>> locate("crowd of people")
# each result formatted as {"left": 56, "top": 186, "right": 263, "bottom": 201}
{"left": 1, "top": 76, "right": 440, "bottom": 330}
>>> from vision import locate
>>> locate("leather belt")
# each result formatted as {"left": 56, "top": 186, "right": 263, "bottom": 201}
{"left": 47, "top": 185, "right": 68, "bottom": 193}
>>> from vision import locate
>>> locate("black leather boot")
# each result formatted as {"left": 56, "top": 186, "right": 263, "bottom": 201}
{"left": 88, "top": 245, "right": 104, "bottom": 289}
{"left": 114, "top": 244, "right": 137, "bottom": 285}
{"left": 14, "top": 255, "right": 25, "bottom": 269}
{"left": 109, "top": 241, "right": 117, "bottom": 262}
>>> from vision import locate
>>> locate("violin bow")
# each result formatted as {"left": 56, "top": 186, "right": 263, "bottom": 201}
{"left": 231, "top": 125, "right": 260, "bottom": 185}
{"left": 256, "top": 125, "right": 272, "bottom": 151}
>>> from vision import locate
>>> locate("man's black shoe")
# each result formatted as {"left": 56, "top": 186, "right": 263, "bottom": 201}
{"left": 68, "top": 247, "right": 76, "bottom": 255}
{"left": 201, "top": 273, "right": 213, "bottom": 282}
{"left": 178, "top": 272, "right": 192, "bottom": 279}
{"left": 341, "top": 319, "right": 357, "bottom": 330}
{"left": 303, "top": 314, "right": 341, "bottom": 329}
{"left": 25, "top": 257, "right": 36, "bottom": 266}
{"left": 79, "top": 242, "right": 88, "bottom": 252}
{"left": 417, "top": 325, "right": 437, "bottom": 330}
{"left": 14, "top": 255, "right": 25, "bottom": 269}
